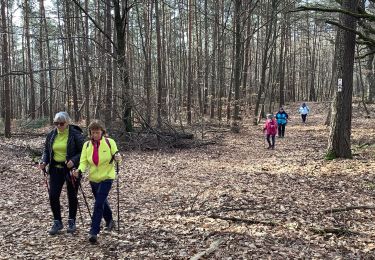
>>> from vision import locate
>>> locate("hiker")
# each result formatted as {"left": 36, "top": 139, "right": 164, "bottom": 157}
{"left": 73, "top": 120, "right": 121, "bottom": 244}
{"left": 299, "top": 102, "right": 310, "bottom": 124}
{"left": 263, "top": 114, "right": 278, "bottom": 149}
{"left": 275, "top": 107, "right": 289, "bottom": 138}
{"left": 39, "top": 111, "right": 84, "bottom": 235}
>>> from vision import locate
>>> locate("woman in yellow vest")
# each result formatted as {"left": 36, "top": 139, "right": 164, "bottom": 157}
{"left": 39, "top": 112, "right": 84, "bottom": 235}
{"left": 73, "top": 120, "right": 121, "bottom": 243}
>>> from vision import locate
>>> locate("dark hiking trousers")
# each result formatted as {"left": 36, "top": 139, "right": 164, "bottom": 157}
{"left": 266, "top": 134, "right": 275, "bottom": 148}
{"left": 49, "top": 166, "right": 79, "bottom": 222}
{"left": 90, "top": 179, "right": 113, "bottom": 235}
{"left": 301, "top": 114, "right": 307, "bottom": 123}
{"left": 278, "top": 124, "right": 286, "bottom": 137}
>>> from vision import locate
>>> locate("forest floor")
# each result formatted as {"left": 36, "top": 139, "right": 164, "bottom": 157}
{"left": 1, "top": 102, "right": 375, "bottom": 259}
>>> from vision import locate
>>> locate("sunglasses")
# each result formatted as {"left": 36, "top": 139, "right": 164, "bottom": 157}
{"left": 53, "top": 122, "right": 65, "bottom": 127}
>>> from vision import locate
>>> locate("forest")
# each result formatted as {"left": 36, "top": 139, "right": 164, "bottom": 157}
{"left": 1, "top": 0, "right": 375, "bottom": 258}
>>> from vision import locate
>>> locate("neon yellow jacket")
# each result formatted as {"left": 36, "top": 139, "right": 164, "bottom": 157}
{"left": 78, "top": 137, "right": 118, "bottom": 183}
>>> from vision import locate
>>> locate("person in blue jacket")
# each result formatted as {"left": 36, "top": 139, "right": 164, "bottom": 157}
{"left": 275, "top": 107, "right": 289, "bottom": 138}
{"left": 299, "top": 102, "right": 310, "bottom": 123}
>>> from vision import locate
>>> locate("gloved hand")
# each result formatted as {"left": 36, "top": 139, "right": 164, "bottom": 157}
{"left": 114, "top": 153, "right": 122, "bottom": 162}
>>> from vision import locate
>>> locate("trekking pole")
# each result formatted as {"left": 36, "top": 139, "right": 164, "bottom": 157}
{"left": 116, "top": 161, "right": 120, "bottom": 232}
{"left": 69, "top": 171, "right": 84, "bottom": 226}
{"left": 78, "top": 181, "right": 92, "bottom": 220}
{"left": 41, "top": 168, "right": 50, "bottom": 194}
{"left": 72, "top": 169, "right": 92, "bottom": 220}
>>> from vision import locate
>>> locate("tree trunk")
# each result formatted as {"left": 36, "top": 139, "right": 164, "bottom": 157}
{"left": 113, "top": 0, "right": 132, "bottom": 132}
{"left": 278, "top": 17, "right": 286, "bottom": 108}
{"left": 210, "top": 1, "right": 218, "bottom": 119}
{"left": 40, "top": 0, "right": 54, "bottom": 123}
{"left": 104, "top": 0, "right": 113, "bottom": 128}
{"left": 309, "top": 21, "right": 317, "bottom": 101}
{"left": 254, "top": 0, "right": 275, "bottom": 125}
{"left": 1, "top": 0, "right": 11, "bottom": 137}
{"left": 24, "top": 0, "right": 35, "bottom": 119}
{"left": 142, "top": 1, "right": 153, "bottom": 125}
{"left": 65, "top": 1, "right": 80, "bottom": 121}
{"left": 155, "top": 0, "right": 165, "bottom": 128}
{"left": 233, "top": 0, "right": 242, "bottom": 122}
{"left": 366, "top": 47, "right": 375, "bottom": 103}
{"left": 38, "top": 1, "right": 47, "bottom": 118}
{"left": 187, "top": 0, "right": 193, "bottom": 125}
{"left": 83, "top": 0, "right": 90, "bottom": 128}
{"left": 203, "top": 0, "right": 209, "bottom": 115}
{"left": 217, "top": 0, "right": 225, "bottom": 122}
{"left": 242, "top": 7, "right": 252, "bottom": 110}
{"left": 327, "top": 0, "right": 358, "bottom": 159}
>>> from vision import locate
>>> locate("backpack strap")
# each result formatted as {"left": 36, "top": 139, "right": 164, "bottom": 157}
{"left": 105, "top": 137, "right": 111, "bottom": 150}
{"left": 86, "top": 138, "right": 115, "bottom": 164}
{"left": 86, "top": 138, "right": 111, "bottom": 151}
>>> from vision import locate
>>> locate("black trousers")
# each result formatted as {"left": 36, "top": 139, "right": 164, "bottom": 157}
{"left": 266, "top": 134, "right": 275, "bottom": 147}
{"left": 301, "top": 114, "right": 307, "bottom": 123}
{"left": 49, "top": 166, "right": 79, "bottom": 221}
{"left": 278, "top": 124, "right": 286, "bottom": 137}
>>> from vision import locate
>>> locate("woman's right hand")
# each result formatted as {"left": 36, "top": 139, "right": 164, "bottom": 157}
{"left": 38, "top": 162, "right": 46, "bottom": 170}
{"left": 72, "top": 169, "right": 81, "bottom": 178}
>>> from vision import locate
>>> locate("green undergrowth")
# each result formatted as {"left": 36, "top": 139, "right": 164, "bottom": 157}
{"left": 324, "top": 150, "right": 336, "bottom": 161}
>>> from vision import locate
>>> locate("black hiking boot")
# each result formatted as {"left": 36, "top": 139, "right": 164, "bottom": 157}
{"left": 67, "top": 219, "right": 76, "bottom": 234}
{"left": 49, "top": 220, "right": 63, "bottom": 235}
{"left": 104, "top": 219, "right": 115, "bottom": 231}
{"left": 89, "top": 234, "right": 98, "bottom": 244}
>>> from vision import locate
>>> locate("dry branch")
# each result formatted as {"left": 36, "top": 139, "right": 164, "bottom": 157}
{"left": 4, "top": 228, "right": 21, "bottom": 238}
{"left": 220, "top": 206, "right": 269, "bottom": 212}
{"left": 207, "top": 214, "right": 277, "bottom": 226}
{"left": 190, "top": 239, "right": 224, "bottom": 260}
{"left": 309, "top": 227, "right": 359, "bottom": 236}
{"left": 323, "top": 205, "right": 375, "bottom": 214}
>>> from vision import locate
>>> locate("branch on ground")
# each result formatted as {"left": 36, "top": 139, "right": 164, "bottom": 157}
{"left": 207, "top": 214, "right": 277, "bottom": 226}
{"left": 190, "top": 239, "right": 224, "bottom": 260}
{"left": 323, "top": 205, "right": 375, "bottom": 214}
{"left": 309, "top": 227, "right": 359, "bottom": 236}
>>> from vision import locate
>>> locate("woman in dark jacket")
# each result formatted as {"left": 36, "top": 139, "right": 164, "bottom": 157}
{"left": 39, "top": 112, "right": 84, "bottom": 235}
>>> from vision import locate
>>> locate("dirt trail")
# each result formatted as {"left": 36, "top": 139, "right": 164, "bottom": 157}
{"left": 1, "top": 102, "right": 375, "bottom": 259}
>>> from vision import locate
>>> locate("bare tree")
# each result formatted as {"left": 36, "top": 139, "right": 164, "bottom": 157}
{"left": 327, "top": 0, "right": 358, "bottom": 159}
{"left": 104, "top": 0, "right": 113, "bottom": 128}
{"left": 233, "top": 0, "right": 242, "bottom": 122}
{"left": 1, "top": 0, "right": 11, "bottom": 137}
{"left": 24, "top": 0, "right": 35, "bottom": 119}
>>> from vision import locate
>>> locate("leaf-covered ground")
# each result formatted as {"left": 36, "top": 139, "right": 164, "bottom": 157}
{"left": 1, "top": 102, "right": 375, "bottom": 259}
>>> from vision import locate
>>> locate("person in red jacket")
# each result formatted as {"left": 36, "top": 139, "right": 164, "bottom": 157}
{"left": 263, "top": 114, "right": 278, "bottom": 149}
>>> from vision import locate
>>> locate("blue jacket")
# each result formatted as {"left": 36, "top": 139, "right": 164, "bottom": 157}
{"left": 42, "top": 125, "right": 85, "bottom": 168}
{"left": 276, "top": 111, "right": 288, "bottom": 125}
